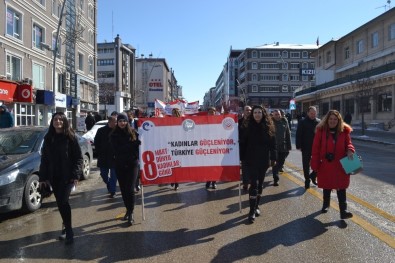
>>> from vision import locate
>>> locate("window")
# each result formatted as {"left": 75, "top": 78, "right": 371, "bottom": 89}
{"left": 290, "top": 75, "right": 300, "bottom": 81}
{"left": 371, "top": 32, "right": 379, "bottom": 48}
{"left": 252, "top": 74, "right": 257, "bottom": 81}
{"left": 302, "top": 62, "right": 308, "bottom": 69}
{"left": 88, "top": 30, "right": 94, "bottom": 46}
{"left": 260, "top": 63, "right": 279, "bottom": 69}
{"left": 52, "top": 0, "right": 61, "bottom": 17}
{"left": 356, "top": 39, "right": 364, "bottom": 54}
{"left": 15, "top": 104, "right": 35, "bottom": 126}
{"left": 318, "top": 56, "right": 322, "bottom": 67}
{"left": 290, "top": 52, "right": 300, "bottom": 58}
{"left": 282, "top": 74, "right": 288, "bottom": 81}
{"left": 282, "top": 51, "right": 288, "bottom": 58}
{"left": 260, "top": 74, "right": 279, "bottom": 81}
{"left": 282, "top": 85, "right": 289, "bottom": 92}
{"left": 79, "top": 0, "right": 84, "bottom": 11}
{"left": 88, "top": 4, "right": 94, "bottom": 20}
{"left": 33, "top": 63, "right": 45, "bottom": 90}
{"left": 345, "top": 99, "right": 354, "bottom": 114}
{"left": 260, "top": 51, "right": 280, "bottom": 58}
{"left": 88, "top": 56, "right": 93, "bottom": 75}
{"left": 345, "top": 47, "right": 350, "bottom": 59}
{"left": 282, "top": 62, "right": 288, "bottom": 69}
{"left": 78, "top": 53, "right": 84, "bottom": 71}
{"left": 98, "top": 71, "right": 115, "bottom": 78}
{"left": 97, "top": 59, "right": 114, "bottom": 66}
{"left": 252, "top": 85, "right": 258, "bottom": 92}
{"left": 290, "top": 63, "right": 300, "bottom": 69}
{"left": 35, "top": 0, "right": 46, "bottom": 7}
{"left": 302, "top": 75, "right": 309, "bottom": 81}
{"left": 33, "top": 23, "right": 45, "bottom": 50}
{"left": 389, "top": 23, "right": 395, "bottom": 41}
{"left": 302, "top": 51, "right": 308, "bottom": 58}
{"left": 6, "top": 7, "right": 22, "bottom": 40}
{"left": 326, "top": 51, "right": 331, "bottom": 63}
{"left": 6, "top": 53, "right": 22, "bottom": 81}
{"left": 378, "top": 93, "right": 392, "bottom": 112}
{"left": 251, "top": 62, "right": 257, "bottom": 70}
{"left": 251, "top": 51, "right": 257, "bottom": 58}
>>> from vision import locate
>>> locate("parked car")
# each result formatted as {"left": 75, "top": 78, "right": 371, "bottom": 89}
{"left": 82, "top": 120, "right": 108, "bottom": 153}
{"left": 0, "top": 126, "right": 93, "bottom": 214}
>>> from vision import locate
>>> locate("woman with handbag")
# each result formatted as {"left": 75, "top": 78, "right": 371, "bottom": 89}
{"left": 310, "top": 110, "right": 355, "bottom": 220}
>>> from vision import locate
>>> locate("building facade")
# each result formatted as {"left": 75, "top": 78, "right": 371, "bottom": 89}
{"left": 97, "top": 35, "right": 136, "bottom": 117}
{"left": 0, "top": 0, "right": 98, "bottom": 129}
{"left": 237, "top": 43, "right": 317, "bottom": 111}
{"left": 294, "top": 8, "right": 395, "bottom": 129}
{"left": 135, "top": 57, "right": 177, "bottom": 115}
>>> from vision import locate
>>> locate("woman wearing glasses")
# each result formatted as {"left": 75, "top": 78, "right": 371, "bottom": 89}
{"left": 110, "top": 113, "right": 141, "bottom": 226}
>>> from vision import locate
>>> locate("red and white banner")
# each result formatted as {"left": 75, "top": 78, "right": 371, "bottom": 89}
{"left": 138, "top": 115, "right": 240, "bottom": 185}
{"left": 154, "top": 99, "right": 200, "bottom": 116}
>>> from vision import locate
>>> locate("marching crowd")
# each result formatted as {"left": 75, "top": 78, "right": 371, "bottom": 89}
{"left": 38, "top": 105, "right": 355, "bottom": 244}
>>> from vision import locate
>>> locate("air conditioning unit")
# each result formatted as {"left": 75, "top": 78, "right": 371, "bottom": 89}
{"left": 65, "top": 72, "right": 70, "bottom": 80}
{"left": 65, "top": 80, "right": 70, "bottom": 88}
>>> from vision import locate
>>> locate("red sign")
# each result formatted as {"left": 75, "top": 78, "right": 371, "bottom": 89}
{"left": 16, "top": 84, "right": 33, "bottom": 103}
{"left": 0, "top": 80, "right": 17, "bottom": 102}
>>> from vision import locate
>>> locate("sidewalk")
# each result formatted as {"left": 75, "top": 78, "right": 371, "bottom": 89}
{"left": 351, "top": 128, "right": 395, "bottom": 145}
{"left": 290, "top": 125, "right": 395, "bottom": 145}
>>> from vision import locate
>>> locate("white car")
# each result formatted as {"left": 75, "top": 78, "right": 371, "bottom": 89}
{"left": 82, "top": 120, "right": 108, "bottom": 153}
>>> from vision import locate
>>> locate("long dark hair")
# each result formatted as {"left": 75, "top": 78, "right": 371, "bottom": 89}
{"left": 45, "top": 112, "right": 76, "bottom": 141}
{"left": 248, "top": 105, "right": 275, "bottom": 136}
{"left": 112, "top": 120, "right": 138, "bottom": 141}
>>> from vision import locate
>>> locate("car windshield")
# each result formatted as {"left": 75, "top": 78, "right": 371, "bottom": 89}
{"left": 0, "top": 130, "right": 42, "bottom": 155}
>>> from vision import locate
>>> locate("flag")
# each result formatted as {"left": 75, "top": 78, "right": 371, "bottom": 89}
{"left": 316, "top": 37, "right": 319, "bottom": 46}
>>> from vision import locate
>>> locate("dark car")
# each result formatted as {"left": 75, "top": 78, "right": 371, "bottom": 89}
{"left": 0, "top": 126, "right": 93, "bottom": 214}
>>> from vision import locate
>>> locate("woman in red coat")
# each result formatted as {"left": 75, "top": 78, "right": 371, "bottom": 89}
{"left": 310, "top": 110, "right": 355, "bottom": 220}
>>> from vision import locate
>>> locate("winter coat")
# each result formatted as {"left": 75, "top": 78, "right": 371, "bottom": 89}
{"left": 240, "top": 120, "right": 277, "bottom": 167}
{"left": 0, "top": 105, "right": 14, "bottom": 128}
{"left": 39, "top": 133, "right": 83, "bottom": 185}
{"left": 94, "top": 124, "right": 115, "bottom": 168}
{"left": 110, "top": 129, "right": 140, "bottom": 171}
{"left": 310, "top": 126, "right": 355, "bottom": 189}
{"left": 273, "top": 117, "right": 292, "bottom": 153}
{"left": 295, "top": 117, "right": 320, "bottom": 152}
{"left": 238, "top": 117, "right": 249, "bottom": 161}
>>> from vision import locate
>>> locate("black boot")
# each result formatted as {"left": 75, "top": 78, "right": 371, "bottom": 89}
{"left": 127, "top": 211, "right": 134, "bottom": 226}
{"left": 310, "top": 171, "right": 317, "bottom": 185}
{"left": 321, "top": 189, "right": 331, "bottom": 213}
{"left": 337, "top": 189, "right": 353, "bottom": 219}
{"left": 248, "top": 195, "right": 257, "bottom": 223}
{"left": 255, "top": 195, "right": 261, "bottom": 217}
{"left": 123, "top": 209, "right": 130, "bottom": 221}
{"left": 65, "top": 227, "right": 74, "bottom": 245}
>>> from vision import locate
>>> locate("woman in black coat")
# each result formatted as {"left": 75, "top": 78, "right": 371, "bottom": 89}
{"left": 39, "top": 112, "right": 83, "bottom": 244}
{"left": 110, "top": 114, "right": 140, "bottom": 226}
{"left": 241, "top": 105, "right": 277, "bottom": 223}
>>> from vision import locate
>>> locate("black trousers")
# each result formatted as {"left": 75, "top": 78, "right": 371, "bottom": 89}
{"left": 301, "top": 151, "right": 312, "bottom": 182}
{"left": 248, "top": 164, "right": 270, "bottom": 196}
{"left": 116, "top": 164, "right": 138, "bottom": 213}
{"left": 52, "top": 182, "right": 74, "bottom": 230}
{"left": 272, "top": 152, "right": 289, "bottom": 179}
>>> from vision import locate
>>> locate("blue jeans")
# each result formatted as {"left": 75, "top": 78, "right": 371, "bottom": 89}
{"left": 100, "top": 167, "right": 117, "bottom": 194}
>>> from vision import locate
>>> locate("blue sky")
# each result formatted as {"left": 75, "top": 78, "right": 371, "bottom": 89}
{"left": 97, "top": 0, "right": 391, "bottom": 103}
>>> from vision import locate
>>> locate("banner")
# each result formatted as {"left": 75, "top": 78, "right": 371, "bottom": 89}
{"left": 154, "top": 99, "right": 200, "bottom": 116}
{"left": 138, "top": 115, "right": 240, "bottom": 185}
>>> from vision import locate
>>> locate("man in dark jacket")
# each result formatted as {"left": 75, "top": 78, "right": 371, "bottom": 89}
{"left": 295, "top": 106, "right": 320, "bottom": 189}
{"left": 238, "top": 105, "right": 252, "bottom": 190}
{"left": 94, "top": 114, "right": 118, "bottom": 197}
{"left": 85, "top": 112, "right": 96, "bottom": 131}
{"left": 0, "top": 105, "right": 14, "bottom": 128}
{"left": 272, "top": 109, "right": 292, "bottom": 186}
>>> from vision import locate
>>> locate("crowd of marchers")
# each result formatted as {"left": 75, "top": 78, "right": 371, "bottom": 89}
{"left": 37, "top": 105, "right": 356, "bottom": 245}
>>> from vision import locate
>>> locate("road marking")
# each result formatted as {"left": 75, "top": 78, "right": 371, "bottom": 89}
{"left": 282, "top": 164, "right": 395, "bottom": 249}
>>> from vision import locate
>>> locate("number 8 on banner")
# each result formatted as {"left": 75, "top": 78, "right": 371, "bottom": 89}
{"left": 141, "top": 151, "right": 158, "bottom": 180}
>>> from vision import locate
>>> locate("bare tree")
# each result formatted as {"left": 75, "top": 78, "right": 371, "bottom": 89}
{"left": 98, "top": 79, "right": 115, "bottom": 117}
{"left": 353, "top": 78, "right": 374, "bottom": 135}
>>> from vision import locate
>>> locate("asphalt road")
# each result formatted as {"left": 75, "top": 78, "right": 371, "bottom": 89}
{"left": 0, "top": 139, "right": 394, "bottom": 262}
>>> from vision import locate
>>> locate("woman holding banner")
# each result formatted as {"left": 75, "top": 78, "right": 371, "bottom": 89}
{"left": 110, "top": 114, "right": 140, "bottom": 226}
{"left": 240, "top": 105, "right": 277, "bottom": 223}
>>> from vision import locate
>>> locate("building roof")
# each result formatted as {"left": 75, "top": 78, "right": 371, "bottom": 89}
{"left": 253, "top": 43, "right": 318, "bottom": 49}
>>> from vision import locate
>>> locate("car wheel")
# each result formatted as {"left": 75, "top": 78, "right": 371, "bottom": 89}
{"left": 81, "top": 154, "right": 90, "bottom": 180}
{"left": 23, "top": 174, "right": 42, "bottom": 212}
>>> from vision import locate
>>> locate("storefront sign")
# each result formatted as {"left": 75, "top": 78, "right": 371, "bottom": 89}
{"left": 0, "top": 80, "right": 17, "bottom": 102}
{"left": 55, "top": 93, "right": 67, "bottom": 108}
{"left": 16, "top": 84, "right": 33, "bottom": 103}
